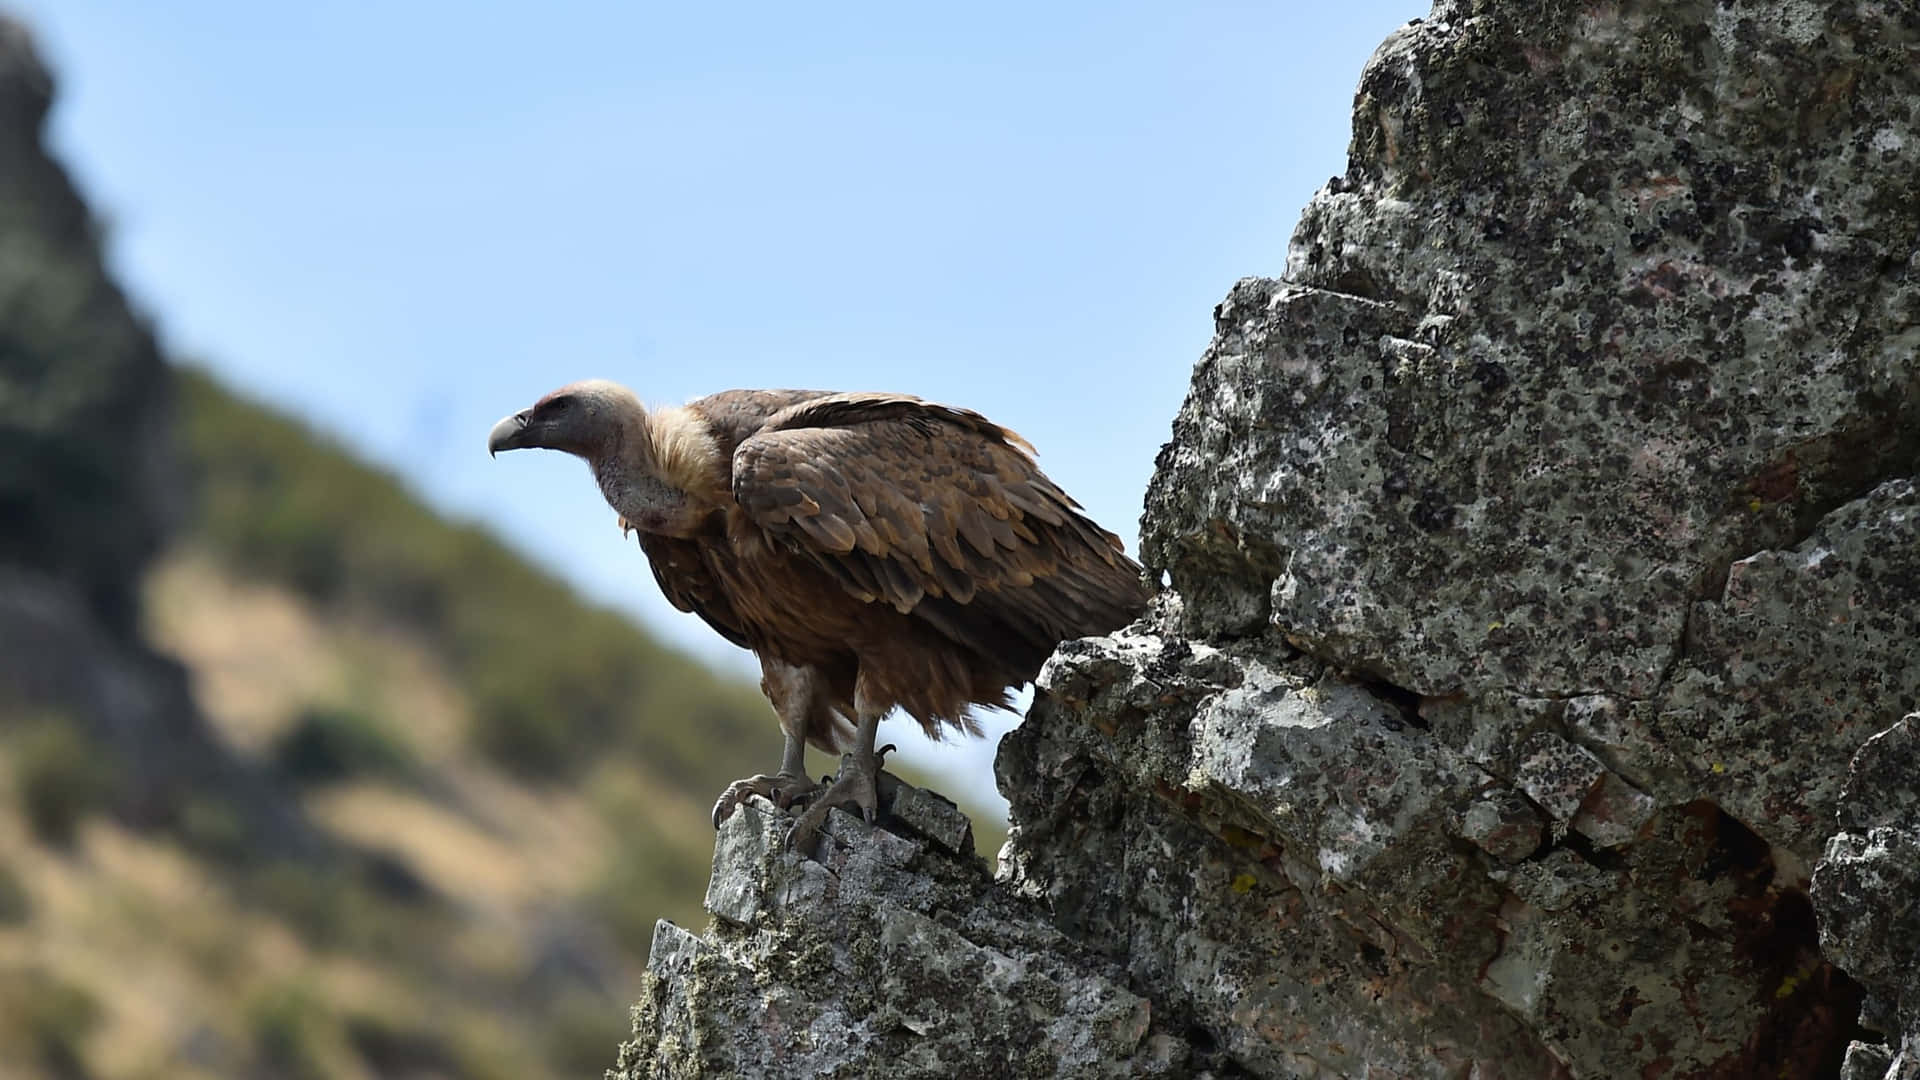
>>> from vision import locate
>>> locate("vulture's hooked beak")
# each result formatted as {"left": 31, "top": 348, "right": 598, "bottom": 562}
{"left": 488, "top": 410, "right": 533, "bottom": 457}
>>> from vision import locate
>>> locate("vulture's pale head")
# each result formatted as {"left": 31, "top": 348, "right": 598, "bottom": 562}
{"left": 490, "top": 380, "right": 722, "bottom": 537}
{"left": 488, "top": 379, "right": 643, "bottom": 460}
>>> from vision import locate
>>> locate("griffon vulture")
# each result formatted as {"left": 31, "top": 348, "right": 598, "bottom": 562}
{"left": 488, "top": 381, "right": 1147, "bottom": 849}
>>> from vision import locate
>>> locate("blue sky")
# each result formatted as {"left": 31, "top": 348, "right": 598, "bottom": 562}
{"left": 16, "top": 1, "right": 1423, "bottom": 811}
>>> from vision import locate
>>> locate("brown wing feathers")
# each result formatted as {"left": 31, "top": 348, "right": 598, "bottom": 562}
{"left": 759, "top": 392, "right": 1039, "bottom": 457}
{"left": 730, "top": 393, "right": 1143, "bottom": 677}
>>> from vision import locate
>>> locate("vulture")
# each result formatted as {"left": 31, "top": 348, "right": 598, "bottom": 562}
{"left": 488, "top": 381, "right": 1147, "bottom": 849}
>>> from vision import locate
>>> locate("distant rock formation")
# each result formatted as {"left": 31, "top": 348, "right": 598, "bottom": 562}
{"left": 625, "top": 1, "right": 1920, "bottom": 1075}
{"left": 0, "top": 14, "right": 173, "bottom": 630}
{"left": 0, "top": 14, "right": 312, "bottom": 852}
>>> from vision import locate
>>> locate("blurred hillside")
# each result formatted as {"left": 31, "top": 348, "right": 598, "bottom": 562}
{"left": 0, "top": 362, "right": 759, "bottom": 1078}
{"left": 0, "top": 15, "right": 997, "bottom": 1080}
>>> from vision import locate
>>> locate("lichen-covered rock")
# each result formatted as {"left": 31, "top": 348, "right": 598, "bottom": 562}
{"left": 1148, "top": 2, "right": 1920, "bottom": 705}
{"left": 1008, "top": 632, "right": 1856, "bottom": 1079}
{"left": 617, "top": 793, "right": 1198, "bottom": 1079}
{"left": 1840, "top": 1041, "right": 1902, "bottom": 1080}
{"left": 1099, "top": 0, "right": 1913, "bottom": 1072}
{"left": 1030, "top": 0, "right": 1909, "bottom": 1074}
{"left": 629, "top": 1, "right": 1918, "bottom": 1075}
{"left": 1814, "top": 714, "right": 1920, "bottom": 1080}
{"left": 1658, "top": 480, "right": 1920, "bottom": 861}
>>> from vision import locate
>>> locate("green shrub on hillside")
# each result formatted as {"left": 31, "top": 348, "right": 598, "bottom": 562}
{"left": 0, "top": 859, "right": 29, "bottom": 924}
{"left": 343, "top": 1012, "right": 476, "bottom": 1080}
{"left": 0, "top": 967, "right": 101, "bottom": 1076}
{"left": 246, "top": 982, "right": 333, "bottom": 1080}
{"left": 273, "top": 703, "right": 415, "bottom": 785}
{"left": 176, "top": 793, "right": 253, "bottom": 864}
{"left": 9, "top": 715, "right": 116, "bottom": 847}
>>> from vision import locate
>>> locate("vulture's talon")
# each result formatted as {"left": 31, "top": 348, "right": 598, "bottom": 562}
{"left": 771, "top": 778, "right": 821, "bottom": 809}
{"left": 711, "top": 770, "right": 820, "bottom": 829}
{"left": 783, "top": 750, "right": 888, "bottom": 854}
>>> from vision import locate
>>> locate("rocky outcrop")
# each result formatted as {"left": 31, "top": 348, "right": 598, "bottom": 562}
{"left": 623, "top": 1, "right": 1919, "bottom": 1076}
{"left": 0, "top": 16, "right": 174, "bottom": 633}
{"left": 622, "top": 787, "right": 1200, "bottom": 1078}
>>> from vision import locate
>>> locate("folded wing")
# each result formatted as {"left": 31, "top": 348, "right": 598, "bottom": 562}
{"left": 730, "top": 393, "right": 1145, "bottom": 675}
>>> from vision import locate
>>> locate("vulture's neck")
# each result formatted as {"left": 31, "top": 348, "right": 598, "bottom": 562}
{"left": 591, "top": 401, "right": 725, "bottom": 537}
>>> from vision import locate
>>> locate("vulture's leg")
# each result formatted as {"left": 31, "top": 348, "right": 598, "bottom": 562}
{"left": 711, "top": 660, "right": 827, "bottom": 827}
{"left": 710, "top": 730, "right": 820, "bottom": 827}
{"left": 784, "top": 683, "right": 896, "bottom": 853}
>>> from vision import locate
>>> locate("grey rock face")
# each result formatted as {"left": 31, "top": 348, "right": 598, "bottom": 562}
{"left": 1008, "top": 632, "right": 1854, "bottom": 1079}
{"left": 1815, "top": 715, "right": 1920, "bottom": 1080}
{"left": 1658, "top": 480, "right": 1920, "bottom": 861}
{"left": 628, "top": 1, "right": 1918, "bottom": 1076}
{"left": 1149, "top": 3, "right": 1920, "bottom": 707}
{"left": 1118, "top": 0, "right": 1914, "bottom": 1071}
{"left": 619, "top": 794, "right": 1196, "bottom": 1080}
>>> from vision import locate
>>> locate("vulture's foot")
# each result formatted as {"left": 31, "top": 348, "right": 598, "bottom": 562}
{"left": 784, "top": 744, "right": 897, "bottom": 854}
{"left": 711, "top": 770, "right": 821, "bottom": 828}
